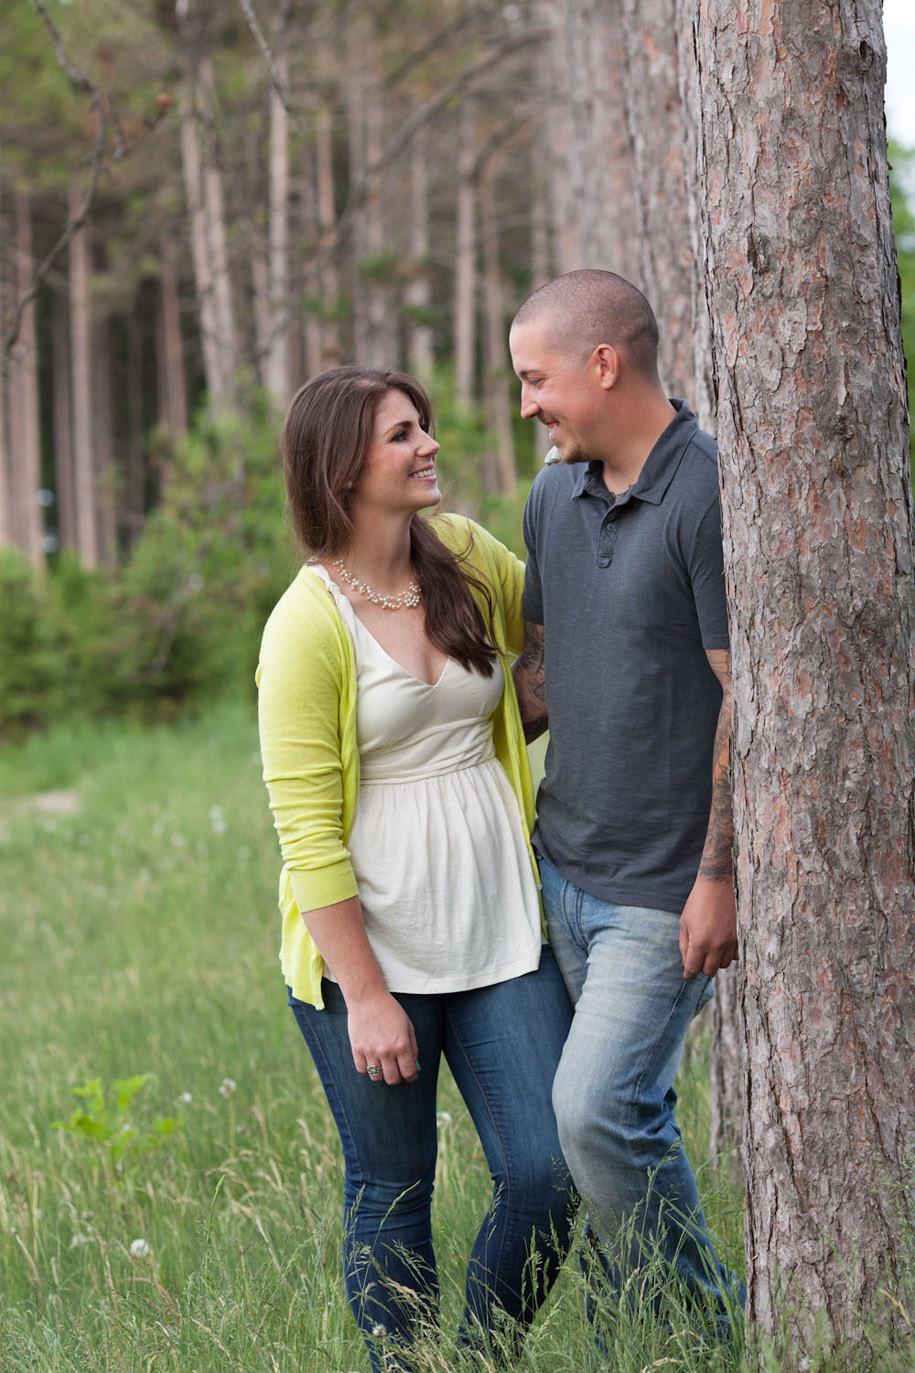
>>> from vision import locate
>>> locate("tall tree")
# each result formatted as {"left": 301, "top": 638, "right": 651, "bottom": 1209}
{"left": 695, "top": 0, "right": 915, "bottom": 1356}
{"left": 536, "top": 0, "right": 639, "bottom": 278}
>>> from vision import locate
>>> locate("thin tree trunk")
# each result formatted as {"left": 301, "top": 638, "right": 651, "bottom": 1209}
{"left": 92, "top": 317, "right": 117, "bottom": 568}
{"left": 176, "top": 0, "right": 237, "bottom": 410}
{"left": 8, "top": 188, "right": 43, "bottom": 566}
{"left": 157, "top": 236, "right": 188, "bottom": 445}
{"left": 52, "top": 290, "right": 77, "bottom": 553}
{"left": 696, "top": 0, "right": 915, "bottom": 1355}
{"left": 124, "top": 311, "right": 144, "bottom": 548}
{"left": 537, "top": 0, "right": 639, "bottom": 277}
{"left": 315, "top": 98, "right": 340, "bottom": 368}
{"left": 263, "top": 40, "right": 290, "bottom": 402}
{"left": 708, "top": 961, "right": 743, "bottom": 1168}
{"left": 0, "top": 181, "right": 12, "bottom": 551}
{"left": 69, "top": 180, "right": 97, "bottom": 570}
{"left": 619, "top": 0, "right": 700, "bottom": 400}
{"left": 480, "top": 170, "right": 516, "bottom": 496}
{"left": 405, "top": 123, "right": 434, "bottom": 380}
{"left": 454, "top": 94, "right": 477, "bottom": 412}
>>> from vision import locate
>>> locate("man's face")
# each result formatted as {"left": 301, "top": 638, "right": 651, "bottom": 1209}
{"left": 509, "top": 318, "right": 604, "bottom": 465}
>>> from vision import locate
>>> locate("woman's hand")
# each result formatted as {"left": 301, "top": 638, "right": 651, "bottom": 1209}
{"left": 347, "top": 990, "right": 419, "bottom": 1086}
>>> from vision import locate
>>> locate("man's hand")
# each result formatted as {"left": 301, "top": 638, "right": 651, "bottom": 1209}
{"left": 680, "top": 647, "right": 736, "bottom": 979}
{"left": 679, "top": 876, "right": 737, "bottom": 979}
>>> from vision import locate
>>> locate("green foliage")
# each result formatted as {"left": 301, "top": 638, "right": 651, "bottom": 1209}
{"left": 0, "top": 396, "right": 296, "bottom": 740}
{"left": 52, "top": 1074, "right": 181, "bottom": 1169}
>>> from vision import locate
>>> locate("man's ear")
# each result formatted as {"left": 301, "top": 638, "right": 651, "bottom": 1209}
{"left": 592, "top": 343, "right": 620, "bottom": 390}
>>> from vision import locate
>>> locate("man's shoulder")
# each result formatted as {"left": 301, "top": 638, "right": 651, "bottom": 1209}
{"left": 671, "top": 424, "right": 720, "bottom": 508}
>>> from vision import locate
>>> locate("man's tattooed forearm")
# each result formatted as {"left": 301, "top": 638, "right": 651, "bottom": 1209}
{"left": 512, "top": 622, "right": 548, "bottom": 742}
{"left": 698, "top": 653, "right": 734, "bottom": 881}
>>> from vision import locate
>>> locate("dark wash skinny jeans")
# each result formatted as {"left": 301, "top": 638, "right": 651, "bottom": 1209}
{"left": 288, "top": 946, "right": 575, "bottom": 1371}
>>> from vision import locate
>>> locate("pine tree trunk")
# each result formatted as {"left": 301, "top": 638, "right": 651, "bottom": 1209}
{"left": 262, "top": 41, "right": 290, "bottom": 402}
{"left": 480, "top": 170, "right": 516, "bottom": 496}
{"left": 52, "top": 290, "right": 77, "bottom": 553}
{"left": 405, "top": 124, "right": 434, "bottom": 380}
{"left": 124, "top": 311, "right": 145, "bottom": 548}
{"left": 69, "top": 180, "right": 97, "bottom": 570}
{"left": 695, "top": 0, "right": 915, "bottom": 1354}
{"left": 92, "top": 317, "right": 117, "bottom": 568}
{"left": 176, "top": 0, "right": 238, "bottom": 410}
{"left": 537, "top": 0, "right": 639, "bottom": 277}
{"left": 8, "top": 188, "right": 43, "bottom": 566}
{"left": 454, "top": 94, "right": 477, "bottom": 413}
{"left": 619, "top": 0, "right": 702, "bottom": 401}
{"left": 315, "top": 98, "right": 340, "bottom": 368}
{"left": 156, "top": 236, "right": 188, "bottom": 446}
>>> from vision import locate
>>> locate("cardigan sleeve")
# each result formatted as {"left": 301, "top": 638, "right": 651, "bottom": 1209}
{"left": 256, "top": 598, "right": 359, "bottom": 913}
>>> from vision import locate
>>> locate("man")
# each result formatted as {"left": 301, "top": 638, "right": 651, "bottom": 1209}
{"left": 509, "top": 269, "right": 743, "bottom": 1327}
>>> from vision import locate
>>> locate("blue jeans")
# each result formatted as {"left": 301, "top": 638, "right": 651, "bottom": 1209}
{"left": 539, "top": 857, "right": 743, "bottom": 1329}
{"left": 288, "top": 946, "right": 575, "bottom": 1371}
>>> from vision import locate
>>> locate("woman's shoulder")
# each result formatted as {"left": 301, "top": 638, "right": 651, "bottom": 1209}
{"left": 261, "top": 564, "right": 346, "bottom": 655}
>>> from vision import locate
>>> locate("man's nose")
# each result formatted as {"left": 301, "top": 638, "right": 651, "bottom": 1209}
{"left": 519, "top": 386, "right": 539, "bottom": 419}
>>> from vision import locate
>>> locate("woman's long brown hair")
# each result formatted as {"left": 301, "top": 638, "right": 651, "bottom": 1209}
{"left": 281, "top": 366, "right": 497, "bottom": 677}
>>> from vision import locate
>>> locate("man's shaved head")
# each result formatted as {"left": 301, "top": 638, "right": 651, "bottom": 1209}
{"left": 512, "top": 269, "right": 660, "bottom": 381}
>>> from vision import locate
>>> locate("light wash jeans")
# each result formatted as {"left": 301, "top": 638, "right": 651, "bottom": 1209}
{"left": 539, "top": 856, "right": 744, "bottom": 1331}
{"left": 288, "top": 946, "right": 576, "bottom": 1371}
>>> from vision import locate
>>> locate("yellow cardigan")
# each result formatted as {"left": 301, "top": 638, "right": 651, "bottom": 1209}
{"left": 256, "top": 514, "right": 538, "bottom": 1007}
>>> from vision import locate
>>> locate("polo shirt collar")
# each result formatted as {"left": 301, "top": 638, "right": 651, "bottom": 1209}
{"left": 572, "top": 399, "right": 697, "bottom": 506}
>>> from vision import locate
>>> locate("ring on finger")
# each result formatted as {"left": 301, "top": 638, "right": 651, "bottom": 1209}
{"left": 366, "top": 1064, "right": 382, "bottom": 1080}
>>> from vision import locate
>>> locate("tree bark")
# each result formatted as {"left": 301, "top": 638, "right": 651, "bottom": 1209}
{"left": 175, "top": 0, "right": 238, "bottom": 410}
{"left": 92, "top": 316, "right": 117, "bottom": 568}
{"left": 480, "top": 169, "right": 516, "bottom": 495}
{"left": 124, "top": 311, "right": 145, "bottom": 548}
{"left": 262, "top": 36, "right": 290, "bottom": 403}
{"left": 156, "top": 235, "right": 188, "bottom": 446}
{"left": 52, "top": 289, "right": 77, "bottom": 554}
{"left": 619, "top": 0, "right": 705, "bottom": 403}
{"left": 7, "top": 188, "right": 44, "bottom": 566}
{"left": 454, "top": 93, "right": 477, "bottom": 412}
{"left": 708, "top": 960, "right": 743, "bottom": 1168}
{"left": 695, "top": 0, "right": 915, "bottom": 1355}
{"left": 405, "top": 123, "right": 434, "bottom": 380}
{"left": 537, "top": 0, "right": 639, "bottom": 278}
{"left": 69, "top": 180, "right": 97, "bottom": 570}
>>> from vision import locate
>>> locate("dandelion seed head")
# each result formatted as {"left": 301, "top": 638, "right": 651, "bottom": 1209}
{"left": 371, "top": 1324, "right": 386, "bottom": 1338}
{"left": 218, "top": 1078, "right": 237, "bottom": 1098}
{"left": 129, "top": 1238, "right": 151, "bottom": 1259}
{"left": 177, "top": 1092, "right": 193, "bottom": 1105}
{"left": 436, "top": 1111, "right": 452, "bottom": 1127}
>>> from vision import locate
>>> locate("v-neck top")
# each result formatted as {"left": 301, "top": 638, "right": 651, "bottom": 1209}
{"left": 310, "top": 565, "right": 542, "bottom": 993}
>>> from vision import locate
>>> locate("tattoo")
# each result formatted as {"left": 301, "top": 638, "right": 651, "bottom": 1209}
{"left": 698, "top": 649, "right": 734, "bottom": 881}
{"left": 512, "top": 621, "right": 548, "bottom": 743}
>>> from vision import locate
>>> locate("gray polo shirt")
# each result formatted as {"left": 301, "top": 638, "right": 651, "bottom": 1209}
{"left": 521, "top": 400, "right": 729, "bottom": 914}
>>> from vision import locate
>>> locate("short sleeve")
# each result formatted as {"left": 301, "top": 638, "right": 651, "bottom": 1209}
{"left": 689, "top": 498, "right": 730, "bottom": 651}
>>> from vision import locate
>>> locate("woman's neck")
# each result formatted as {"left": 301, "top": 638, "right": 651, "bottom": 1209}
{"left": 336, "top": 513, "right": 415, "bottom": 590}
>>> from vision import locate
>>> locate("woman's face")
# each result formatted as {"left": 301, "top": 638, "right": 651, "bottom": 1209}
{"left": 351, "top": 389, "right": 441, "bottom": 518}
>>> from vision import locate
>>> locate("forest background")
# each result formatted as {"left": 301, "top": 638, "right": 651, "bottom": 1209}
{"left": 1, "top": 2, "right": 914, "bottom": 1370}
{"left": 0, "top": 0, "right": 913, "bottom": 735}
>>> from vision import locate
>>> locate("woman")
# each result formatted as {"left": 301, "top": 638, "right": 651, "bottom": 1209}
{"left": 256, "top": 366, "right": 574, "bottom": 1370}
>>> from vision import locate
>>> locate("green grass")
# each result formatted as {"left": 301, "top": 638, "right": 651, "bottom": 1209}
{"left": 0, "top": 700, "right": 827, "bottom": 1371}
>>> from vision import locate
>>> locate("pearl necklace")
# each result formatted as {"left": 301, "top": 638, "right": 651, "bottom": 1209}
{"left": 333, "top": 558, "right": 422, "bottom": 610}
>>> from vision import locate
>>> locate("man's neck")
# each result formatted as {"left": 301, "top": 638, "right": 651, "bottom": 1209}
{"left": 598, "top": 395, "right": 678, "bottom": 496}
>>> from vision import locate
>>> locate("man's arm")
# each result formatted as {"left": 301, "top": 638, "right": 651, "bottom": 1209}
{"left": 511, "top": 620, "right": 548, "bottom": 743}
{"left": 678, "top": 648, "right": 738, "bottom": 979}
